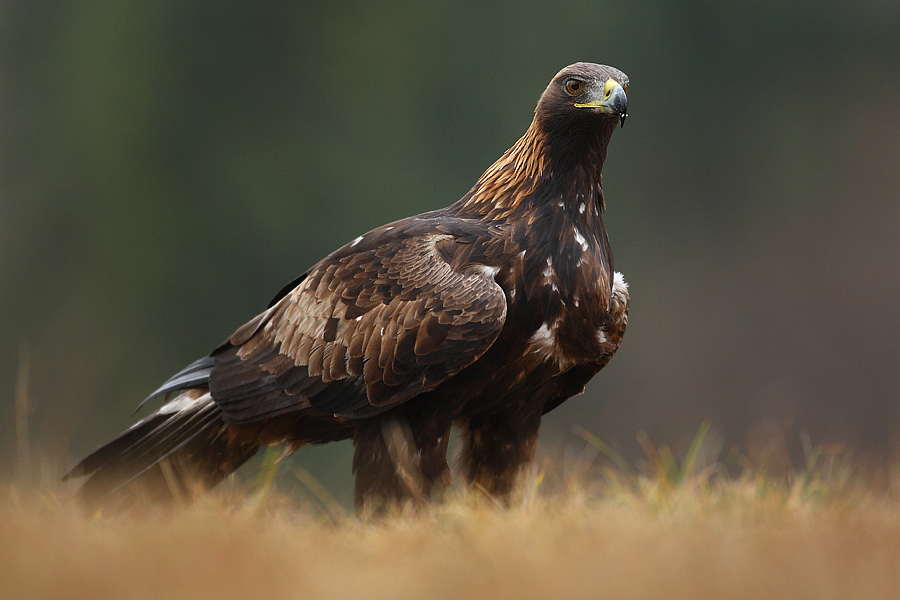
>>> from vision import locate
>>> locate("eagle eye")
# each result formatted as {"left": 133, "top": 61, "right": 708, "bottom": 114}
{"left": 565, "top": 79, "right": 584, "bottom": 95}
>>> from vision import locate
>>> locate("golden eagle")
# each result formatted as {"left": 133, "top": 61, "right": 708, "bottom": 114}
{"left": 65, "top": 62, "right": 630, "bottom": 510}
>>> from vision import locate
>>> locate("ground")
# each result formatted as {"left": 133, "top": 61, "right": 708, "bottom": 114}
{"left": 3, "top": 448, "right": 899, "bottom": 600}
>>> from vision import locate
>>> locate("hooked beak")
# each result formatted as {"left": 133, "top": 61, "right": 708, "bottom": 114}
{"left": 574, "top": 79, "right": 628, "bottom": 127}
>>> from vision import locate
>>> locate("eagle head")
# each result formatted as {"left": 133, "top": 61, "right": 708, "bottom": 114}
{"left": 530, "top": 62, "right": 629, "bottom": 169}
{"left": 536, "top": 63, "right": 629, "bottom": 131}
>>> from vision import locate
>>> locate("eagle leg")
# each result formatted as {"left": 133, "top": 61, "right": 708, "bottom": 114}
{"left": 456, "top": 406, "right": 543, "bottom": 502}
{"left": 351, "top": 410, "right": 452, "bottom": 512}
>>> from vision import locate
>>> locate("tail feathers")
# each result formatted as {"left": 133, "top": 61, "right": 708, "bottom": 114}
{"left": 65, "top": 389, "right": 259, "bottom": 510}
{"left": 134, "top": 355, "right": 216, "bottom": 413}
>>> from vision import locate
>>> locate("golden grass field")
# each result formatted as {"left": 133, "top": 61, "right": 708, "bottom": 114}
{"left": 3, "top": 431, "right": 900, "bottom": 600}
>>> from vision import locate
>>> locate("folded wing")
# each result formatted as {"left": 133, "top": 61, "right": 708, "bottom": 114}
{"left": 208, "top": 221, "right": 508, "bottom": 423}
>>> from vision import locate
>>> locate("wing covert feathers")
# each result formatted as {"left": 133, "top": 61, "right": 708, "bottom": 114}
{"left": 209, "top": 223, "right": 507, "bottom": 423}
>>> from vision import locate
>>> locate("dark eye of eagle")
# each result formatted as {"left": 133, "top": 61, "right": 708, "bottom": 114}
{"left": 565, "top": 78, "right": 584, "bottom": 95}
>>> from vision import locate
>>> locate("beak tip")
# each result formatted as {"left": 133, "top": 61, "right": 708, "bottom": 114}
{"left": 609, "top": 85, "right": 628, "bottom": 122}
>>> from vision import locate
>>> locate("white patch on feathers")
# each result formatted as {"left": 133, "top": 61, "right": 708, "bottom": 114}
{"left": 542, "top": 257, "right": 554, "bottom": 278}
{"left": 158, "top": 392, "right": 212, "bottom": 415}
{"left": 527, "top": 319, "right": 573, "bottom": 367}
{"left": 610, "top": 271, "right": 630, "bottom": 325}
{"left": 611, "top": 272, "right": 630, "bottom": 309}
{"left": 528, "top": 321, "right": 557, "bottom": 355}
{"left": 474, "top": 264, "right": 500, "bottom": 278}
{"left": 574, "top": 228, "right": 589, "bottom": 251}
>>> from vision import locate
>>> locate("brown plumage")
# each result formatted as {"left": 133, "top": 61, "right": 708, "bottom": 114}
{"left": 64, "top": 62, "right": 631, "bottom": 510}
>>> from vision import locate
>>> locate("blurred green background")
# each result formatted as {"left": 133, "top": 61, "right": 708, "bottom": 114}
{"left": 3, "top": 0, "right": 900, "bottom": 503}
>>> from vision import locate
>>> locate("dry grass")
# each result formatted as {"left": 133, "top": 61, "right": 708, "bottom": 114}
{"left": 3, "top": 456, "right": 900, "bottom": 600}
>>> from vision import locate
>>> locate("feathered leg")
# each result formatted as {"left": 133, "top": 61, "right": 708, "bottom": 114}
{"left": 352, "top": 409, "right": 452, "bottom": 512}
{"left": 456, "top": 405, "right": 543, "bottom": 502}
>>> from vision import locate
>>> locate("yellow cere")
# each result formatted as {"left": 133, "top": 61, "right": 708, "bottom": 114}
{"left": 573, "top": 79, "right": 625, "bottom": 109}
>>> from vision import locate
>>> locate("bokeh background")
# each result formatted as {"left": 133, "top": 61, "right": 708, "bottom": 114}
{"left": 3, "top": 0, "right": 899, "bottom": 504}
